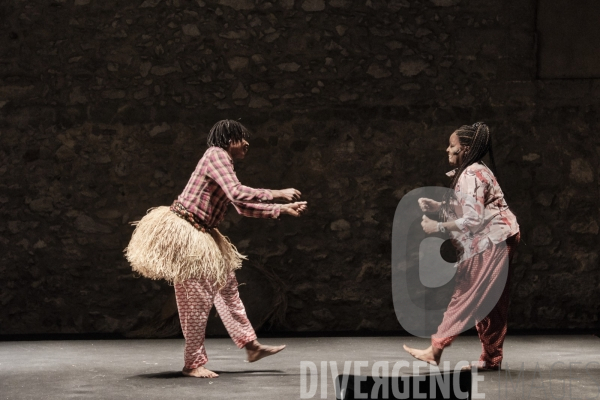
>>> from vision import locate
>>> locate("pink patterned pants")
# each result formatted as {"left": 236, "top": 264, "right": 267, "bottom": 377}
{"left": 174, "top": 272, "right": 257, "bottom": 369}
{"left": 431, "top": 233, "right": 520, "bottom": 369}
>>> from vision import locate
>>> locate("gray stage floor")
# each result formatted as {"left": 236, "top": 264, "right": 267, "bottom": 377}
{"left": 1, "top": 335, "right": 599, "bottom": 399}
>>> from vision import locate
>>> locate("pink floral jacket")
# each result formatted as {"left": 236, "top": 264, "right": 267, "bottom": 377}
{"left": 447, "top": 163, "right": 519, "bottom": 262}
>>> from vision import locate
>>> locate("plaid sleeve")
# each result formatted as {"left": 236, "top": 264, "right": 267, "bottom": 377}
{"left": 206, "top": 147, "right": 274, "bottom": 203}
{"left": 232, "top": 201, "right": 281, "bottom": 219}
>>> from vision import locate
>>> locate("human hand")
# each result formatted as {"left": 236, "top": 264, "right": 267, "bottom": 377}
{"left": 421, "top": 215, "right": 439, "bottom": 234}
{"left": 418, "top": 198, "right": 441, "bottom": 213}
{"left": 272, "top": 188, "right": 301, "bottom": 202}
{"left": 280, "top": 201, "right": 307, "bottom": 217}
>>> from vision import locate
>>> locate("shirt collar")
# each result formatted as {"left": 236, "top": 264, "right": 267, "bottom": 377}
{"left": 446, "top": 168, "right": 457, "bottom": 178}
{"left": 216, "top": 146, "right": 234, "bottom": 163}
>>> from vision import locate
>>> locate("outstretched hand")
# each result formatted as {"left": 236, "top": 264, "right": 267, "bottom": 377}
{"left": 418, "top": 198, "right": 441, "bottom": 213}
{"left": 272, "top": 189, "right": 301, "bottom": 202}
{"left": 281, "top": 201, "right": 307, "bottom": 217}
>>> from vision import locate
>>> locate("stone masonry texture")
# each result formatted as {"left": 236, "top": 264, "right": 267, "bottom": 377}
{"left": 0, "top": 0, "right": 598, "bottom": 335}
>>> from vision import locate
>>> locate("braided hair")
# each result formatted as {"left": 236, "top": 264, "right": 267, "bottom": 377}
{"left": 207, "top": 119, "right": 250, "bottom": 149}
{"left": 440, "top": 122, "right": 498, "bottom": 221}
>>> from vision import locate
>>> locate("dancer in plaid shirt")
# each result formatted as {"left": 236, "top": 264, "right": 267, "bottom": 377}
{"left": 126, "top": 120, "right": 307, "bottom": 378}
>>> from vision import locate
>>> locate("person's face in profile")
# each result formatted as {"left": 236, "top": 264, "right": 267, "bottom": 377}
{"left": 227, "top": 138, "right": 250, "bottom": 160}
{"left": 446, "top": 132, "right": 468, "bottom": 167}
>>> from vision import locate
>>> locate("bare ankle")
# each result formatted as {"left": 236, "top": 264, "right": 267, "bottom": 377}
{"left": 245, "top": 340, "right": 259, "bottom": 350}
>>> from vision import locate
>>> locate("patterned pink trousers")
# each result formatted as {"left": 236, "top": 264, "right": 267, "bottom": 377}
{"left": 174, "top": 272, "right": 257, "bottom": 369}
{"left": 431, "top": 233, "right": 520, "bottom": 368}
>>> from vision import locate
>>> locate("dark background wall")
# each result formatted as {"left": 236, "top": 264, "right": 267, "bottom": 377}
{"left": 1, "top": 0, "right": 598, "bottom": 336}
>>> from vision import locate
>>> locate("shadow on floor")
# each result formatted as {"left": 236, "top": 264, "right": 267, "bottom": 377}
{"left": 133, "top": 370, "right": 285, "bottom": 379}
{"left": 213, "top": 370, "right": 285, "bottom": 375}
{"left": 133, "top": 371, "right": 184, "bottom": 379}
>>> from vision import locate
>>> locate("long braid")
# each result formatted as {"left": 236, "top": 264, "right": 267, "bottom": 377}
{"left": 440, "top": 122, "right": 494, "bottom": 221}
{"left": 207, "top": 119, "right": 250, "bottom": 149}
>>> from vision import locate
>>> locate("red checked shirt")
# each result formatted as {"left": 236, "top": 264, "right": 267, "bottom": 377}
{"left": 177, "top": 147, "right": 280, "bottom": 228}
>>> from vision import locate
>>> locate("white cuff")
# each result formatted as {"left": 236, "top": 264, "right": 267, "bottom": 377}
{"left": 453, "top": 218, "right": 470, "bottom": 233}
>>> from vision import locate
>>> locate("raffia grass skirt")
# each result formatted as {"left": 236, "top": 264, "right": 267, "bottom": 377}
{"left": 124, "top": 206, "right": 246, "bottom": 288}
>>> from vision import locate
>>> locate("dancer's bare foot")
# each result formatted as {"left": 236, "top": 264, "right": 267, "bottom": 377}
{"left": 245, "top": 340, "right": 286, "bottom": 363}
{"left": 182, "top": 366, "right": 219, "bottom": 378}
{"left": 403, "top": 344, "right": 442, "bottom": 366}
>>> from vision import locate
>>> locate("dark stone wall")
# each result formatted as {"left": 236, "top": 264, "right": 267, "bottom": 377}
{"left": 1, "top": 0, "right": 598, "bottom": 335}
{"left": 537, "top": 0, "right": 600, "bottom": 79}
